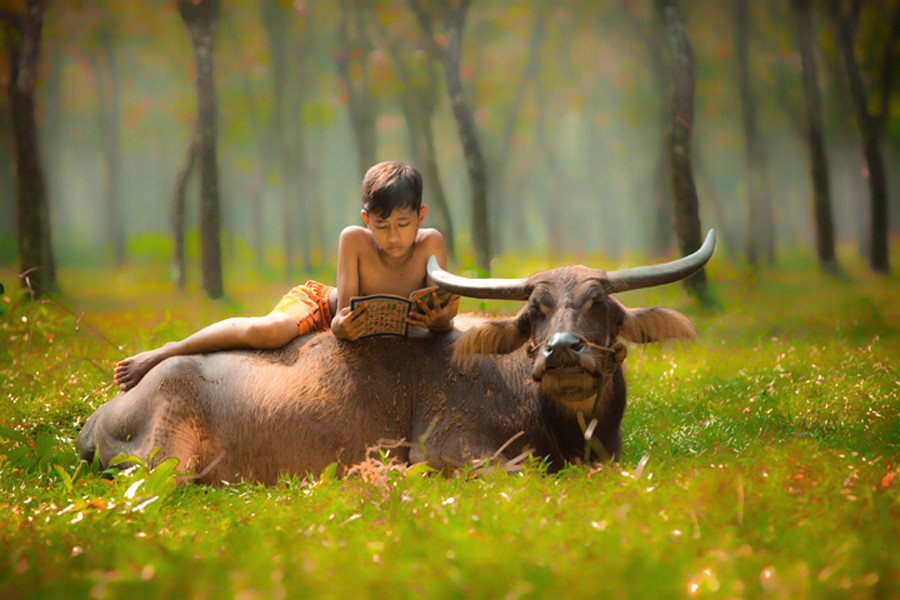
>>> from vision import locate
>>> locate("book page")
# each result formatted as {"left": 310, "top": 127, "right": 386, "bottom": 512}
{"left": 351, "top": 295, "right": 411, "bottom": 337}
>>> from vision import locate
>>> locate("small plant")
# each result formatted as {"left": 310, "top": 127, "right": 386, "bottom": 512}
{"left": 0, "top": 425, "right": 81, "bottom": 491}
{"left": 106, "top": 448, "right": 181, "bottom": 512}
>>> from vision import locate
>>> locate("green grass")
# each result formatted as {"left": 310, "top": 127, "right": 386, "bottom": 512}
{"left": 1, "top": 248, "right": 898, "bottom": 599}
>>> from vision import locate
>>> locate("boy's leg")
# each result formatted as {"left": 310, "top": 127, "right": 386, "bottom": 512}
{"left": 114, "top": 313, "right": 298, "bottom": 392}
{"left": 270, "top": 280, "right": 336, "bottom": 336}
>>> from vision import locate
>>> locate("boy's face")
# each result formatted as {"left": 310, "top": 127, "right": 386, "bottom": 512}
{"left": 362, "top": 205, "right": 428, "bottom": 258}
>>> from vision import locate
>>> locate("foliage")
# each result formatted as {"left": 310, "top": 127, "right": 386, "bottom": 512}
{"left": 5, "top": 0, "right": 897, "bottom": 274}
{"left": 1, "top": 249, "right": 899, "bottom": 598}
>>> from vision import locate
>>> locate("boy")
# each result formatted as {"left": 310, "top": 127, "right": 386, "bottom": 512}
{"left": 113, "top": 161, "right": 459, "bottom": 392}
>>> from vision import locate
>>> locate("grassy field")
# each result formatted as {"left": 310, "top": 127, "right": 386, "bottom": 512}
{"left": 1, "top": 247, "right": 898, "bottom": 599}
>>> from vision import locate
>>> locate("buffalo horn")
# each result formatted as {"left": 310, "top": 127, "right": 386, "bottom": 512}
{"left": 605, "top": 229, "right": 716, "bottom": 293}
{"left": 426, "top": 229, "right": 716, "bottom": 300}
{"left": 426, "top": 257, "right": 529, "bottom": 300}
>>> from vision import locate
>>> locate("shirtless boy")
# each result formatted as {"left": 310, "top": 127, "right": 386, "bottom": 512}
{"left": 113, "top": 160, "right": 459, "bottom": 392}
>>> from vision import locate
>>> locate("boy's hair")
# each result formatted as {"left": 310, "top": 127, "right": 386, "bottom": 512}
{"left": 361, "top": 161, "right": 423, "bottom": 218}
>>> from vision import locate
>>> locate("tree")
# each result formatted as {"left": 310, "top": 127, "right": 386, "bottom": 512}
{"left": 258, "top": 1, "right": 324, "bottom": 277}
{"left": 734, "top": 0, "right": 775, "bottom": 267}
{"left": 622, "top": 2, "right": 674, "bottom": 256}
{"left": 535, "top": 76, "right": 564, "bottom": 258}
{"left": 335, "top": 0, "right": 378, "bottom": 181}
{"left": 223, "top": 11, "right": 270, "bottom": 271}
{"left": 372, "top": 11, "right": 457, "bottom": 261}
{"left": 411, "top": 0, "right": 491, "bottom": 273}
{"left": 832, "top": 0, "right": 899, "bottom": 274}
{"left": 656, "top": 0, "right": 709, "bottom": 298}
{"left": 791, "top": 0, "right": 839, "bottom": 273}
{"left": 262, "top": 0, "right": 298, "bottom": 278}
{"left": 487, "top": 2, "right": 544, "bottom": 256}
{"left": 90, "top": 23, "right": 126, "bottom": 266}
{"left": 172, "top": 126, "right": 197, "bottom": 290}
{"left": 1, "top": 0, "right": 55, "bottom": 297}
{"left": 177, "top": 0, "right": 223, "bottom": 298}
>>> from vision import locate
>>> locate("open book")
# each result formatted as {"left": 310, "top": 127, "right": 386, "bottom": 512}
{"left": 350, "top": 286, "right": 453, "bottom": 337}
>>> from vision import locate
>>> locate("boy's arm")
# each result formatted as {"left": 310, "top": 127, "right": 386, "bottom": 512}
{"left": 331, "top": 227, "right": 369, "bottom": 340}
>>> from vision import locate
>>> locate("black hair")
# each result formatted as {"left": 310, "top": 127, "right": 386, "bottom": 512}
{"left": 361, "top": 161, "right": 423, "bottom": 218}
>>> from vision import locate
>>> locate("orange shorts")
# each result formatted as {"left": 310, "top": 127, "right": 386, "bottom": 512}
{"left": 270, "top": 280, "right": 335, "bottom": 336}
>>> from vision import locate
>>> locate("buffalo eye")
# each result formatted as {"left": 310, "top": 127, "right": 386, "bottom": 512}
{"left": 585, "top": 294, "right": 609, "bottom": 315}
{"left": 529, "top": 297, "right": 552, "bottom": 317}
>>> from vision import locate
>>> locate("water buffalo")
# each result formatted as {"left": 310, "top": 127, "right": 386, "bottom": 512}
{"left": 76, "top": 231, "right": 715, "bottom": 484}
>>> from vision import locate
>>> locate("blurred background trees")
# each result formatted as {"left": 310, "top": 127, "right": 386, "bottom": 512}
{"left": 2, "top": 0, "right": 55, "bottom": 297}
{"left": 1, "top": 0, "right": 898, "bottom": 298}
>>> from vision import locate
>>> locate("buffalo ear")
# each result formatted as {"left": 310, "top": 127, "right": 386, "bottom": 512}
{"left": 453, "top": 316, "right": 529, "bottom": 365}
{"left": 619, "top": 307, "right": 696, "bottom": 344}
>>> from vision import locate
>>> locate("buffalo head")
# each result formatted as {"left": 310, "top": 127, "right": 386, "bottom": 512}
{"left": 427, "top": 231, "right": 715, "bottom": 415}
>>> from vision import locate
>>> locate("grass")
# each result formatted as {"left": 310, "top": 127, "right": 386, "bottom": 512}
{"left": 0, "top": 246, "right": 898, "bottom": 599}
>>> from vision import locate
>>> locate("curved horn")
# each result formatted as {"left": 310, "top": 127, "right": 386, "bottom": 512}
{"left": 426, "top": 256, "right": 529, "bottom": 300}
{"left": 606, "top": 229, "right": 716, "bottom": 293}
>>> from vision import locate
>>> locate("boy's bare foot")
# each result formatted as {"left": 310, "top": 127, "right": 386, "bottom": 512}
{"left": 113, "top": 347, "right": 169, "bottom": 391}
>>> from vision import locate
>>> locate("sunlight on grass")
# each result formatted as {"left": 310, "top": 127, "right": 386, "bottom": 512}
{"left": 1, "top": 249, "right": 898, "bottom": 598}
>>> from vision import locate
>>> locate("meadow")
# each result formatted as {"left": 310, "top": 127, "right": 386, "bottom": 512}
{"left": 1, "top": 244, "right": 898, "bottom": 599}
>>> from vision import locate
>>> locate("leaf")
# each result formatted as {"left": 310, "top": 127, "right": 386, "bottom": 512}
{"left": 145, "top": 456, "right": 180, "bottom": 498}
{"left": 53, "top": 464, "right": 74, "bottom": 493}
{"left": 0, "top": 425, "right": 28, "bottom": 444}
{"left": 406, "top": 462, "right": 436, "bottom": 478}
{"left": 320, "top": 462, "right": 339, "bottom": 481}
{"left": 35, "top": 436, "right": 56, "bottom": 462}
{"left": 110, "top": 453, "right": 146, "bottom": 468}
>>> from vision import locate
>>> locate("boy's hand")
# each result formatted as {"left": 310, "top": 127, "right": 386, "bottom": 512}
{"left": 331, "top": 303, "right": 369, "bottom": 340}
{"left": 408, "top": 293, "right": 459, "bottom": 333}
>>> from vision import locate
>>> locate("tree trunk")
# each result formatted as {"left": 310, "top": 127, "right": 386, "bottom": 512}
{"left": 178, "top": 0, "right": 223, "bottom": 298}
{"left": 411, "top": 0, "right": 491, "bottom": 273}
{"left": 734, "top": 0, "right": 775, "bottom": 267}
{"left": 648, "top": 21, "right": 674, "bottom": 255}
{"left": 376, "top": 19, "right": 457, "bottom": 262}
{"left": 294, "top": 45, "right": 315, "bottom": 272}
{"left": 0, "top": 109, "right": 12, "bottom": 257}
{"left": 536, "top": 80, "right": 563, "bottom": 258}
{"left": 173, "top": 128, "right": 198, "bottom": 290}
{"left": 833, "top": 0, "right": 896, "bottom": 274}
{"left": 491, "top": 5, "right": 545, "bottom": 255}
{"left": 336, "top": 0, "right": 377, "bottom": 181}
{"left": 41, "top": 41, "right": 64, "bottom": 247}
{"left": 419, "top": 106, "right": 456, "bottom": 257}
{"left": 621, "top": 4, "right": 673, "bottom": 255}
{"left": 584, "top": 114, "right": 620, "bottom": 259}
{"left": 656, "top": 0, "right": 709, "bottom": 298}
{"left": 3, "top": 0, "right": 55, "bottom": 297}
{"left": 792, "top": 0, "right": 839, "bottom": 273}
{"left": 226, "top": 11, "right": 272, "bottom": 271}
{"left": 262, "top": 0, "right": 295, "bottom": 279}
{"left": 694, "top": 148, "right": 738, "bottom": 261}
{"left": 92, "top": 28, "right": 126, "bottom": 267}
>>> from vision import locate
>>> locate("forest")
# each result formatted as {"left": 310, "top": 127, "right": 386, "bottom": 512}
{"left": 2, "top": 0, "right": 898, "bottom": 299}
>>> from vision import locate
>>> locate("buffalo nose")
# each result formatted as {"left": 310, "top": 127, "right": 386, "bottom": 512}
{"left": 543, "top": 332, "right": 585, "bottom": 358}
